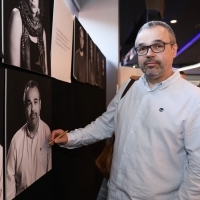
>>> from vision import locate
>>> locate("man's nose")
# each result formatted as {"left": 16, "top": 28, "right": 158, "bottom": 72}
{"left": 30, "top": 104, "right": 35, "bottom": 111}
{"left": 146, "top": 47, "right": 155, "bottom": 56}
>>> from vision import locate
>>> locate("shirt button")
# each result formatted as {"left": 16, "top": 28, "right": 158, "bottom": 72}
{"left": 138, "top": 110, "right": 142, "bottom": 114}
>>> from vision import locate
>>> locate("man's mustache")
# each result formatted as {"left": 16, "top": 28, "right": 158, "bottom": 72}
{"left": 143, "top": 58, "right": 161, "bottom": 65}
{"left": 30, "top": 112, "right": 37, "bottom": 118}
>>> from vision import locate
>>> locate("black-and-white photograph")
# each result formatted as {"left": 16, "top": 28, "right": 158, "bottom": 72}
{"left": 95, "top": 46, "right": 101, "bottom": 87}
{"left": 87, "top": 35, "right": 95, "bottom": 86}
{"left": 6, "top": 69, "right": 52, "bottom": 200}
{"left": 0, "top": 1, "right": 3, "bottom": 58}
{"left": 73, "top": 17, "right": 88, "bottom": 83}
{"left": 3, "top": 0, "right": 51, "bottom": 75}
{"left": 99, "top": 53, "right": 106, "bottom": 89}
{"left": 0, "top": 68, "right": 4, "bottom": 200}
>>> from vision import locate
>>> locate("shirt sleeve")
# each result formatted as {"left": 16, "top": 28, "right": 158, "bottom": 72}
{"left": 175, "top": 102, "right": 200, "bottom": 199}
{"left": 61, "top": 80, "right": 130, "bottom": 149}
{"left": 6, "top": 141, "right": 17, "bottom": 200}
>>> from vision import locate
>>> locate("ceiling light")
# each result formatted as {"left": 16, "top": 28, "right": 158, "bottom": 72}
{"left": 170, "top": 20, "right": 177, "bottom": 24}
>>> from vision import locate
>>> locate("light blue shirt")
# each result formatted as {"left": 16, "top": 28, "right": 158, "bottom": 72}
{"left": 64, "top": 70, "right": 200, "bottom": 200}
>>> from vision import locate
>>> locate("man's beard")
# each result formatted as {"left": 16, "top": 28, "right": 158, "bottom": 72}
{"left": 140, "top": 58, "right": 164, "bottom": 78}
{"left": 28, "top": 112, "right": 38, "bottom": 130}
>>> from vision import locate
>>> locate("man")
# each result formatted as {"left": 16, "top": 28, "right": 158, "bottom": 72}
{"left": 51, "top": 21, "right": 200, "bottom": 199}
{"left": 74, "top": 26, "right": 87, "bottom": 83}
{"left": 88, "top": 39, "right": 95, "bottom": 85}
{"left": 180, "top": 71, "right": 186, "bottom": 79}
{"left": 6, "top": 80, "right": 52, "bottom": 200}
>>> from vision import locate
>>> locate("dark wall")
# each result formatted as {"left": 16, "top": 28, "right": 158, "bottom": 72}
{"left": 0, "top": 61, "right": 106, "bottom": 200}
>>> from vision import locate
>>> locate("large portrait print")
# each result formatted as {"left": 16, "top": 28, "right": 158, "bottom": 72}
{"left": 0, "top": 68, "right": 4, "bottom": 200}
{"left": 3, "top": 0, "right": 51, "bottom": 75}
{"left": 6, "top": 69, "right": 52, "bottom": 200}
{"left": 73, "top": 17, "right": 88, "bottom": 83}
{"left": 99, "top": 53, "right": 106, "bottom": 89}
{"left": 0, "top": 1, "right": 3, "bottom": 58}
{"left": 87, "top": 35, "right": 95, "bottom": 86}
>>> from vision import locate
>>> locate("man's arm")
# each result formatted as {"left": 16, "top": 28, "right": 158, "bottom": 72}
{"left": 6, "top": 142, "right": 17, "bottom": 200}
{"left": 50, "top": 79, "right": 132, "bottom": 148}
{"left": 176, "top": 102, "right": 200, "bottom": 199}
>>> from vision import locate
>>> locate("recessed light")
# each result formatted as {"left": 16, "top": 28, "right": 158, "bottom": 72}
{"left": 170, "top": 20, "right": 177, "bottom": 24}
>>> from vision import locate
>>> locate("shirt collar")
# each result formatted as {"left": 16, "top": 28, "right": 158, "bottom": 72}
{"left": 141, "top": 68, "right": 180, "bottom": 91}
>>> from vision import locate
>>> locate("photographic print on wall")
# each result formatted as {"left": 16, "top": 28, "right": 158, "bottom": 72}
{"left": 73, "top": 17, "right": 88, "bottom": 83}
{"left": 0, "top": 0, "right": 3, "bottom": 58}
{"left": 0, "top": 68, "right": 4, "bottom": 200}
{"left": 99, "top": 53, "right": 106, "bottom": 89}
{"left": 95, "top": 46, "right": 101, "bottom": 87}
{"left": 87, "top": 35, "right": 95, "bottom": 86}
{"left": 6, "top": 69, "right": 52, "bottom": 200}
{"left": 3, "top": 0, "right": 51, "bottom": 75}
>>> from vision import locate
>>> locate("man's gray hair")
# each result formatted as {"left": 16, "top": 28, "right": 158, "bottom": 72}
{"left": 135, "top": 21, "right": 176, "bottom": 46}
{"left": 23, "top": 80, "right": 41, "bottom": 104}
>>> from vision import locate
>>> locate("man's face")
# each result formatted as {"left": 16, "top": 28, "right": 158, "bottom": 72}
{"left": 26, "top": 0, "right": 39, "bottom": 17}
{"left": 24, "top": 87, "right": 41, "bottom": 129}
{"left": 135, "top": 26, "right": 177, "bottom": 81}
{"left": 80, "top": 29, "right": 84, "bottom": 50}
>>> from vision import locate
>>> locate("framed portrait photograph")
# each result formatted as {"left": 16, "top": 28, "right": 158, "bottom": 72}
{"left": 3, "top": 0, "right": 51, "bottom": 75}
{"left": 95, "top": 46, "right": 101, "bottom": 87}
{"left": 0, "top": 67, "right": 5, "bottom": 200}
{"left": 99, "top": 53, "right": 106, "bottom": 89}
{"left": 87, "top": 35, "right": 95, "bottom": 86}
{"left": 73, "top": 16, "right": 88, "bottom": 83}
{"left": 6, "top": 69, "right": 52, "bottom": 200}
{"left": 0, "top": 1, "right": 3, "bottom": 58}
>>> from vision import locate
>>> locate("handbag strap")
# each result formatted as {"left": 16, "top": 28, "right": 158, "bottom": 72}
{"left": 121, "top": 75, "right": 138, "bottom": 99}
{"left": 110, "top": 76, "right": 138, "bottom": 143}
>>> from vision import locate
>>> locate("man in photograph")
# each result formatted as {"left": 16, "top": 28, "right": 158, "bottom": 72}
{"left": 88, "top": 39, "right": 95, "bottom": 85}
{"left": 74, "top": 26, "right": 87, "bottom": 83}
{"left": 6, "top": 80, "right": 52, "bottom": 200}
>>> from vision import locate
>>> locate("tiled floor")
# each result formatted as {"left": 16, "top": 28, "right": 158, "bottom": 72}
{"left": 96, "top": 179, "right": 108, "bottom": 200}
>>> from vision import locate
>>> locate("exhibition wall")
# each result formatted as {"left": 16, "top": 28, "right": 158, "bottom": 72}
{"left": 1, "top": 0, "right": 109, "bottom": 199}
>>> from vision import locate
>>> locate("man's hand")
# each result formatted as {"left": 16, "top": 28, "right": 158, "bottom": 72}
{"left": 50, "top": 129, "right": 68, "bottom": 145}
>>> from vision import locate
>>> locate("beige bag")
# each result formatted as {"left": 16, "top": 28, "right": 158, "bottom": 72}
{"left": 95, "top": 136, "right": 114, "bottom": 180}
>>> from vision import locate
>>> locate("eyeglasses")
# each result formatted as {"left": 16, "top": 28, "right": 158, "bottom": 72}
{"left": 135, "top": 42, "right": 175, "bottom": 56}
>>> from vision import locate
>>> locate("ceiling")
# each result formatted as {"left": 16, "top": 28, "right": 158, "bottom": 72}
{"left": 120, "top": 0, "right": 200, "bottom": 74}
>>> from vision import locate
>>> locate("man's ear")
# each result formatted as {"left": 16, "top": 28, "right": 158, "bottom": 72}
{"left": 172, "top": 43, "right": 178, "bottom": 58}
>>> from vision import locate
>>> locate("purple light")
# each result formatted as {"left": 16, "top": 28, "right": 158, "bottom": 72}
{"left": 176, "top": 32, "right": 200, "bottom": 57}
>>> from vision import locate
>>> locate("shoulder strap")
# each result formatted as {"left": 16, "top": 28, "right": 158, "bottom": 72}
{"left": 121, "top": 78, "right": 135, "bottom": 99}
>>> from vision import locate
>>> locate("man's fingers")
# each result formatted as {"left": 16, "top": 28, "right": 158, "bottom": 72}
{"left": 54, "top": 133, "right": 68, "bottom": 144}
{"left": 50, "top": 129, "right": 64, "bottom": 142}
{"left": 50, "top": 129, "right": 68, "bottom": 145}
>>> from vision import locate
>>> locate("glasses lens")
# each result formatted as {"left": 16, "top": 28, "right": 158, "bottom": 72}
{"left": 136, "top": 46, "right": 147, "bottom": 55}
{"left": 151, "top": 42, "right": 165, "bottom": 53}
